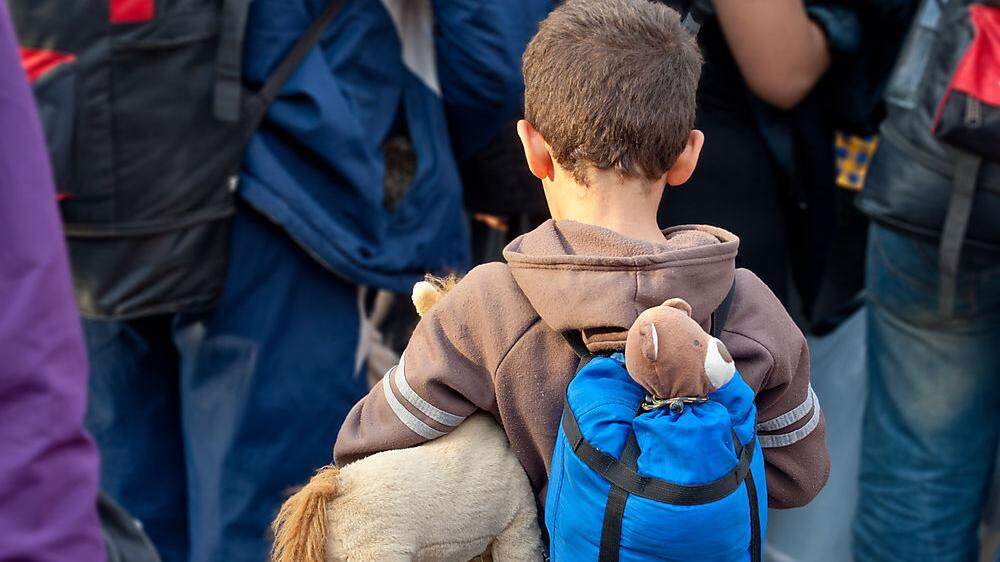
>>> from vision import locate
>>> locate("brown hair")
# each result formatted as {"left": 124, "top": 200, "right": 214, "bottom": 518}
{"left": 522, "top": 0, "right": 703, "bottom": 186}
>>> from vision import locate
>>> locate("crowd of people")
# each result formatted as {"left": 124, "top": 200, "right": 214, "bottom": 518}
{"left": 1, "top": 0, "right": 998, "bottom": 561}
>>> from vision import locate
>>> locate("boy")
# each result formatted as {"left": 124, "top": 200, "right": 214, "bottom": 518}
{"left": 335, "top": 0, "right": 829, "bottom": 510}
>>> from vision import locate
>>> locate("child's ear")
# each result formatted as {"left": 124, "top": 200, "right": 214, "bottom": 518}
{"left": 516, "top": 119, "right": 555, "bottom": 182}
{"left": 664, "top": 129, "right": 705, "bottom": 187}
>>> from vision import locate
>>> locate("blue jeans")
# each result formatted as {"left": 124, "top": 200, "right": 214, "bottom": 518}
{"left": 854, "top": 224, "right": 1000, "bottom": 562}
{"left": 84, "top": 206, "right": 369, "bottom": 562}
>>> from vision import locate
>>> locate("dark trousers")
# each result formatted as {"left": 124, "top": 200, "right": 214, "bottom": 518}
{"left": 84, "top": 206, "right": 368, "bottom": 561}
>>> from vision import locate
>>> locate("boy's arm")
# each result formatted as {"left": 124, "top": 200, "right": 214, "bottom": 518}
{"left": 726, "top": 271, "right": 830, "bottom": 509}
{"left": 335, "top": 265, "right": 514, "bottom": 466}
{"left": 334, "top": 344, "right": 494, "bottom": 466}
{"left": 753, "top": 329, "right": 829, "bottom": 508}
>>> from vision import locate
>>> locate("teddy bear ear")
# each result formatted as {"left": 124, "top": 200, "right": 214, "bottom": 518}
{"left": 640, "top": 322, "right": 659, "bottom": 362}
{"left": 662, "top": 298, "right": 693, "bottom": 317}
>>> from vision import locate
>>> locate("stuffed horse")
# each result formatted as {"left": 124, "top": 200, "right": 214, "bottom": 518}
{"left": 270, "top": 277, "right": 544, "bottom": 562}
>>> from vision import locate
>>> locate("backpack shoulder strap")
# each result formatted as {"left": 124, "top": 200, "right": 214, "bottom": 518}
{"left": 214, "top": 0, "right": 253, "bottom": 122}
{"left": 558, "top": 330, "right": 591, "bottom": 360}
{"left": 560, "top": 400, "right": 755, "bottom": 505}
{"left": 745, "top": 465, "right": 763, "bottom": 562}
{"left": 597, "top": 431, "right": 639, "bottom": 562}
{"left": 939, "top": 151, "right": 982, "bottom": 316}
{"left": 217, "top": 0, "right": 349, "bottom": 123}
{"left": 239, "top": 0, "right": 347, "bottom": 137}
{"left": 710, "top": 280, "right": 737, "bottom": 339}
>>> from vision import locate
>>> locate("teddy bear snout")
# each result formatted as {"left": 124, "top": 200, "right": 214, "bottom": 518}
{"left": 703, "top": 338, "right": 736, "bottom": 388}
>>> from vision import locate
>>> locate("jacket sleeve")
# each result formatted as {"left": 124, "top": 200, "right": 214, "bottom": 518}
{"left": 0, "top": 4, "right": 105, "bottom": 558}
{"left": 805, "top": 3, "right": 862, "bottom": 59}
{"left": 724, "top": 270, "right": 831, "bottom": 509}
{"left": 754, "top": 326, "right": 830, "bottom": 509}
{"left": 334, "top": 266, "right": 505, "bottom": 466}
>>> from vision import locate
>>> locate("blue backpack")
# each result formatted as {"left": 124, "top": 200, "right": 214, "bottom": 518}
{"left": 544, "top": 288, "right": 766, "bottom": 562}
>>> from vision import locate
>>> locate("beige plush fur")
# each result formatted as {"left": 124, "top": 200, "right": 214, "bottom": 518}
{"left": 412, "top": 274, "right": 459, "bottom": 317}
{"left": 271, "top": 278, "right": 543, "bottom": 562}
{"left": 272, "top": 414, "right": 543, "bottom": 562}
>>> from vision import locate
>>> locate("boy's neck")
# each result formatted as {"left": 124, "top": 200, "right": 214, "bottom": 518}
{"left": 544, "top": 168, "right": 668, "bottom": 246}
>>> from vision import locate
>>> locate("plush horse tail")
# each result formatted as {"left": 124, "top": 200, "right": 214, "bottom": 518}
{"left": 271, "top": 465, "right": 341, "bottom": 562}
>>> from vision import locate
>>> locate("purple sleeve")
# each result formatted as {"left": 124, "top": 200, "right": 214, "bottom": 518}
{"left": 0, "top": 4, "right": 105, "bottom": 560}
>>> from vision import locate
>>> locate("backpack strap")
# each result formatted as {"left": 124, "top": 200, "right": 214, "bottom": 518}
{"left": 213, "top": 0, "right": 253, "bottom": 122}
{"left": 575, "top": 399, "right": 757, "bottom": 561}
{"left": 597, "top": 430, "right": 640, "bottom": 562}
{"left": 710, "top": 279, "right": 737, "bottom": 339}
{"left": 745, "top": 464, "right": 763, "bottom": 562}
{"left": 938, "top": 151, "right": 982, "bottom": 316}
{"left": 561, "top": 400, "right": 755, "bottom": 505}
{"left": 558, "top": 329, "right": 592, "bottom": 360}
{"left": 239, "top": 0, "right": 347, "bottom": 139}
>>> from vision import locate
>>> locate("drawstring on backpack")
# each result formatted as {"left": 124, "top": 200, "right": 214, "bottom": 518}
{"left": 641, "top": 395, "right": 709, "bottom": 414}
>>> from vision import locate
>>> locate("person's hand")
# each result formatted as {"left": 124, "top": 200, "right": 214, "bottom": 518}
{"left": 475, "top": 213, "right": 510, "bottom": 232}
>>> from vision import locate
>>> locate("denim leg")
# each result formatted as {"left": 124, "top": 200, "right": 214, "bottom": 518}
{"left": 175, "top": 206, "right": 368, "bottom": 562}
{"left": 854, "top": 225, "right": 1000, "bottom": 562}
{"left": 83, "top": 317, "right": 188, "bottom": 562}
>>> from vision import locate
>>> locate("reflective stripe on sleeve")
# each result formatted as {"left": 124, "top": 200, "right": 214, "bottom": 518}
{"left": 393, "top": 354, "right": 466, "bottom": 427}
{"left": 756, "top": 385, "right": 817, "bottom": 432}
{"left": 758, "top": 396, "right": 822, "bottom": 449}
{"left": 382, "top": 370, "right": 445, "bottom": 440}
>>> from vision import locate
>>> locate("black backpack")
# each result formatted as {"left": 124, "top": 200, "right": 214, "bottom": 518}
{"left": 98, "top": 492, "right": 161, "bottom": 562}
{"left": 858, "top": 0, "right": 1000, "bottom": 314}
{"left": 10, "top": 0, "right": 344, "bottom": 319}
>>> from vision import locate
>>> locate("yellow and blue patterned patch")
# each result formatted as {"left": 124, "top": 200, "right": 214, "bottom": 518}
{"left": 835, "top": 133, "right": 879, "bottom": 191}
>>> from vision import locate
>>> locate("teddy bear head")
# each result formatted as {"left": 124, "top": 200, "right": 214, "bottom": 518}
{"left": 624, "top": 298, "right": 736, "bottom": 401}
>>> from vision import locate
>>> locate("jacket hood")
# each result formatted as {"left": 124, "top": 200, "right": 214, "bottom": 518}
{"left": 503, "top": 220, "right": 739, "bottom": 351}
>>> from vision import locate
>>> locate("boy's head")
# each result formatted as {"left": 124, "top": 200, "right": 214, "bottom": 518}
{"left": 518, "top": 0, "right": 704, "bottom": 201}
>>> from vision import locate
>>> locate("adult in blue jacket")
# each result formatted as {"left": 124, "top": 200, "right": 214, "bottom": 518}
{"left": 82, "top": 2, "right": 535, "bottom": 561}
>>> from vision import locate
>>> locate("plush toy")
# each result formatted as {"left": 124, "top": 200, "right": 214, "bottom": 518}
{"left": 411, "top": 274, "right": 458, "bottom": 317}
{"left": 271, "top": 278, "right": 544, "bottom": 562}
{"left": 624, "top": 297, "right": 736, "bottom": 407}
